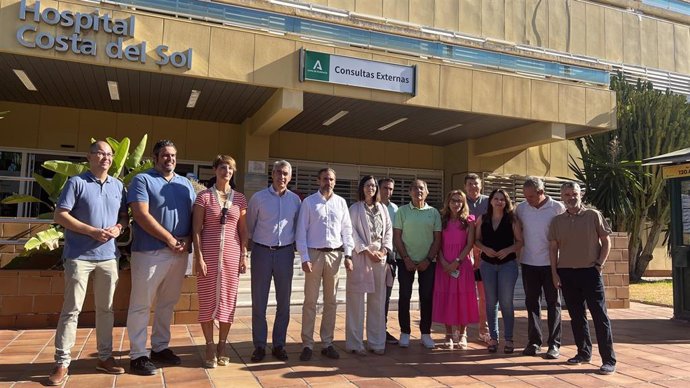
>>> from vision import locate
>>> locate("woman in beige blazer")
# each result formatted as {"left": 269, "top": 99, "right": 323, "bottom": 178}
{"left": 345, "top": 175, "right": 393, "bottom": 355}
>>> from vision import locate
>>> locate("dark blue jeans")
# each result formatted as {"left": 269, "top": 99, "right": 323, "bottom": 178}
{"left": 558, "top": 267, "right": 616, "bottom": 365}
{"left": 250, "top": 244, "right": 294, "bottom": 348}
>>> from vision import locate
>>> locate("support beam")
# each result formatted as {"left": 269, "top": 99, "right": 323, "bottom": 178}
{"left": 474, "top": 122, "right": 566, "bottom": 157}
{"left": 248, "top": 88, "right": 303, "bottom": 136}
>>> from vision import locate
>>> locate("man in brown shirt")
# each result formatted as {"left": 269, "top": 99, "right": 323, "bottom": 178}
{"left": 548, "top": 181, "right": 616, "bottom": 375}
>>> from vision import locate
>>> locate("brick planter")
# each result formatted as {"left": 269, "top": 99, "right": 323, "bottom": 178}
{"left": 604, "top": 232, "right": 630, "bottom": 309}
{"left": 0, "top": 270, "right": 200, "bottom": 329}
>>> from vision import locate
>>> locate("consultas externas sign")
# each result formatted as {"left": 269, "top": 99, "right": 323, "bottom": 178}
{"left": 300, "top": 49, "right": 416, "bottom": 95}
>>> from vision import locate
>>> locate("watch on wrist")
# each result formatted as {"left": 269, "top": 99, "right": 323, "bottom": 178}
{"left": 345, "top": 255, "right": 352, "bottom": 259}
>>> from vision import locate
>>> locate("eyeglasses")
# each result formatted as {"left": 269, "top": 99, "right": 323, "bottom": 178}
{"left": 220, "top": 207, "right": 228, "bottom": 225}
{"left": 90, "top": 151, "right": 113, "bottom": 158}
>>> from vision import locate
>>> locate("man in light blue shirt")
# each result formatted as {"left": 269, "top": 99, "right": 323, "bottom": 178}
{"left": 49, "top": 141, "right": 128, "bottom": 386}
{"left": 295, "top": 168, "right": 354, "bottom": 361}
{"left": 126, "top": 140, "right": 195, "bottom": 376}
{"left": 246, "top": 160, "right": 301, "bottom": 362}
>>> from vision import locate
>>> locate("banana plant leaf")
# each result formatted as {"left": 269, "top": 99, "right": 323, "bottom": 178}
{"left": 123, "top": 160, "right": 153, "bottom": 186}
{"left": 106, "top": 137, "right": 121, "bottom": 151}
{"left": 126, "top": 134, "right": 148, "bottom": 169}
{"left": 24, "top": 227, "right": 63, "bottom": 251}
{"left": 43, "top": 160, "right": 89, "bottom": 177}
{"left": 0, "top": 194, "right": 53, "bottom": 209}
{"left": 109, "top": 137, "right": 130, "bottom": 178}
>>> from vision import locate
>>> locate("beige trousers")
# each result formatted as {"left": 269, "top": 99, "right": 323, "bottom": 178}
{"left": 301, "top": 249, "right": 342, "bottom": 349}
{"left": 345, "top": 258, "right": 387, "bottom": 352}
{"left": 55, "top": 258, "right": 119, "bottom": 366}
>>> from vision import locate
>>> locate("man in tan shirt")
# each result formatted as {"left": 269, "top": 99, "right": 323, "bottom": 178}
{"left": 548, "top": 181, "right": 616, "bottom": 375}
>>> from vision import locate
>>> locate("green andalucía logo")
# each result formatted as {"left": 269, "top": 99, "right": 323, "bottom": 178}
{"left": 304, "top": 51, "right": 330, "bottom": 81}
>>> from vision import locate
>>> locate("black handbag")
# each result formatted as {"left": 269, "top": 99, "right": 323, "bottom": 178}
{"left": 474, "top": 268, "right": 482, "bottom": 281}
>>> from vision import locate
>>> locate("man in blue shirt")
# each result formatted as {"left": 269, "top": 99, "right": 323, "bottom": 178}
{"left": 126, "top": 140, "right": 195, "bottom": 376}
{"left": 246, "top": 160, "right": 301, "bottom": 362}
{"left": 48, "top": 141, "right": 128, "bottom": 386}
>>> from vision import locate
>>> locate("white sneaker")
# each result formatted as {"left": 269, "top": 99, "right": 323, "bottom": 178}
{"left": 421, "top": 334, "right": 435, "bottom": 349}
{"left": 399, "top": 333, "right": 410, "bottom": 348}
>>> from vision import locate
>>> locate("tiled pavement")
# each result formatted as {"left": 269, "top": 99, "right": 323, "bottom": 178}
{"left": 1, "top": 302, "right": 689, "bottom": 387}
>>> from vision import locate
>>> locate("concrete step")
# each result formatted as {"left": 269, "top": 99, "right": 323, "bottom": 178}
{"left": 228, "top": 254, "right": 528, "bottom": 316}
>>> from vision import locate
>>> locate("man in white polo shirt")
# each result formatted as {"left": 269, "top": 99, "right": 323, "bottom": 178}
{"left": 516, "top": 177, "right": 565, "bottom": 359}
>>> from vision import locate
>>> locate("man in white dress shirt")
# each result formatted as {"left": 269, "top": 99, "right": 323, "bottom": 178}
{"left": 296, "top": 168, "right": 354, "bottom": 361}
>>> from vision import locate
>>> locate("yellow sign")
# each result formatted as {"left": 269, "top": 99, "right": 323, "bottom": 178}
{"left": 663, "top": 163, "right": 690, "bottom": 179}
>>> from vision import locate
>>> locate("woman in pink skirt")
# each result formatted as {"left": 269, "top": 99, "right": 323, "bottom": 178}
{"left": 432, "top": 189, "right": 478, "bottom": 349}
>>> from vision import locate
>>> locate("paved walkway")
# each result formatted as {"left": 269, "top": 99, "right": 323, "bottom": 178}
{"left": 1, "top": 302, "right": 689, "bottom": 387}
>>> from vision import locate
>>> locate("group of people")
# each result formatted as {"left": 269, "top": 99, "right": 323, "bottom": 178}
{"left": 46, "top": 139, "right": 617, "bottom": 385}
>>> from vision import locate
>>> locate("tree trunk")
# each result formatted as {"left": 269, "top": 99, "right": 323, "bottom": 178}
{"left": 632, "top": 220, "right": 664, "bottom": 282}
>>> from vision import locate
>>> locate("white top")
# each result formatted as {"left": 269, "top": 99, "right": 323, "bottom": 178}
{"left": 296, "top": 191, "right": 354, "bottom": 263}
{"left": 516, "top": 196, "right": 565, "bottom": 266}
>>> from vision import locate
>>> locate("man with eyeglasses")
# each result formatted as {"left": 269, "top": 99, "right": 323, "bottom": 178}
{"left": 48, "top": 141, "right": 128, "bottom": 386}
{"left": 378, "top": 177, "right": 399, "bottom": 345}
{"left": 246, "top": 160, "right": 301, "bottom": 362}
{"left": 126, "top": 139, "right": 196, "bottom": 376}
{"left": 295, "top": 168, "right": 354, "bottom": 361}
{"left": 393, "top": 179, "right": 441, "bottom": 349}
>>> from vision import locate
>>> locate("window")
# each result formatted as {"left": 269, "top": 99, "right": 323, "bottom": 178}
{"left": 269, "top": 159, "right": 444, "bottom": 209}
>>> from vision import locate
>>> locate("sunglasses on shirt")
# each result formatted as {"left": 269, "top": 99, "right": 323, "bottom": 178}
{"left": 220, "top": 207, "right": 228, "bottom": 225}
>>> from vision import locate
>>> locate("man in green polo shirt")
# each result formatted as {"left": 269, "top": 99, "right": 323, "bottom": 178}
{"left": 393, "top": 179, "right": 441, "bottom": 349}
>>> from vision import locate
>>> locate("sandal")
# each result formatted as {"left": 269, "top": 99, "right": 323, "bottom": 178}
{"left": 504, "top": 340, "right": 515, "bottom": 354}
{"left": 217, "top": 341, "right": 230, "bottom": 366}
{"left": 203, "top": 342, "right": 217, "bottom": 369}
{"left": 445, "top": 334, "right": 454, "bottom": 350}
{"left": 459, "top": 334, "right": 468, "bottom": 350}
{"left": 487, "top": 339, "right": 498, "bottom": 353}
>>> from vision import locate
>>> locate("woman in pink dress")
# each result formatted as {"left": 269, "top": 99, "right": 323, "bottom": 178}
{"left": 192, "top": 155, "right": 248, "bottom": 368}
{"left": 432, "top": 189, "right": 478, "bottom": 349}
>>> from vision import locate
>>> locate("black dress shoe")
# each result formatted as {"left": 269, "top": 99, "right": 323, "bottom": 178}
{"left": 522, "top": 344, "right": 541, "bottom": 356}
{"left": 385, "top": 332, "right": 399, "bottom": 345}
{"left": 272, "top": 346, "right": 288, "bottom": 361}
{"left": 299, "top": 347, "right": 312, "bottom": 361}
{"left": 251, "top": 347, "right": 265, "bottom": 362}
{"left": 567, "top": 355, "right": 591, "bottom": 364}
{"left": 130, "top": 356, "right": 158, "bottom": 375}
{"left": 321, "top": 345, "right": 340, "bottom": 359}
{"left": 150, "top": 349, "right": 181, "bottom": 366}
